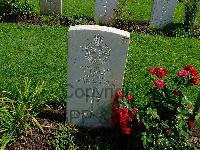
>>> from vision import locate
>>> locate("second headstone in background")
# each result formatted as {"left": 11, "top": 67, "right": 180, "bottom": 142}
{"left": 150, "top": 0, "right": 177, "bottom": 28}
{"left": 40, "top": 0, "right": 62, "bottom": 16}
{"left": 95, "top": 0, "right": 119, "bottom": 25}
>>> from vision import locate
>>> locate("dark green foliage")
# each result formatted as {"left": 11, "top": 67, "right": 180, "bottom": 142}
{"left": 0, "top": 0, "right": 34, "bottom": 22}
{"left": 184, "top": 0, "right": 199, "bottom": 30}
{"left": 0, "top": 78, "right": 47, "bottom": 149}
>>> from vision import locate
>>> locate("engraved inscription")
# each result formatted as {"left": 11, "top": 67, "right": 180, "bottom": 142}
{"left": 77, "top": 65, "right": 111, "bottom": 86}
{"left": 77, "top": 34, "right": 112, "bottom": 86}
{"left": 74, "top": 34, "right": 113, "bottom": 120}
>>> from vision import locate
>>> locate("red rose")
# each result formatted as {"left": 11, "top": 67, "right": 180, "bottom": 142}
{"left": 112, "top": 103, "right": 119, "bottom": 112}
{"left": 119, "top": 107, "right": 129, "bottom": 124}
{"left": 184, "top": 66, "right": 199, "bottom": 85}
{"left": 178, "top": 70, "right": 188, "bottom": 77}
{"left": 154, "top": 80, "right": 164, "bottom": 89}
{"left": 148, "top": 68, "right": 156, "bottom": 74}
{"left": 127, "top": 95, "right": 133, "bottom": 101}
{"left": 192, "top": 75, "right": 199, "bottom": 85}
{"left": 156, "top": 67, "right": 168, "bottom": 78}
{"left": 117, "top": 90, "right": 123, "bottom": 98}
{"left": 188, "top": 119, "right": 195, "bottom": 129}
{"left": 122, "top": 126, "right": 131, "bottom": 135}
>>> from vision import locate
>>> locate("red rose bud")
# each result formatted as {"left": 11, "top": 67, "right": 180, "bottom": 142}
{"left": 112, "top": 97, "right": 116, "bottom": 101}
{"left": 132, "top": 108, "right": 138, "bottom": 115}
{"left": 156, "top": 67, "right": 168, "bottom": 78}
{"left": 127, "top": 95, "right": 133, "bottom": 101}
{"left": 173, "top": 90, "right": 182, "bottom": 96}
{"left": 148, "top": 68, "right": 156, "bottom": 74}
{"left": 127, "top": 112, "right": 134, "bottom": 121}
{"left": 122, "top": 126, "right": 131, "bottom": 135}
{"left": 117, "top": 90, "right": 123, "bottom": 98}
{"left": 178, "top": 70, "right": 188, "bottom": 77}
{"left": 188, "top": 119, "right": 195, "bottom": 129}
{"left": 164, "top": 128, "right": 171, "bottom": 137}
{"left": 154, "top": 80, "right": 164, "bottom": 89}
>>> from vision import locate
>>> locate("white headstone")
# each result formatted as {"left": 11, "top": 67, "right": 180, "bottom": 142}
{"left": 40, "top": 0, "right": 62, "bottom": 16}
{"left": 150, "top": 0, "right": 177, "bottom": 28}
{"left": 67, "top": 25, "right": 130, "bottom": 127}
{"left": 95, "top": 0, "right": 119, "bottom": 25}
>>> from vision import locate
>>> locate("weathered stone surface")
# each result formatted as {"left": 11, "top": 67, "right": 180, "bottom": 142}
{"left": 150, "top": 0, "right": 177, "bottom": 28}
{"left": 95, "top": 0, "right": 119, "bottom": 25}
{"left": 67, "top": 25, "right": 130, "bottom": 127}
{"left": 40, "top": 0, "right": 62, "bottom": 16}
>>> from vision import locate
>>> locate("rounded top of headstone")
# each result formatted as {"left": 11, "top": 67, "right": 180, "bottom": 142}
{"left": 69, "top": 25, "right": 130, "bottom": 38}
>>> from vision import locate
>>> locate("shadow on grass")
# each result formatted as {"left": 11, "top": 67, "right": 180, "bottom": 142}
{"left": 147, "top": 23, "right": 200, "bottom": 39}
{"left": 3, "top": 13, "right": 200, "bottom": 40}
{"left": 75, "top": 127, "right": 143, "bottom": 150}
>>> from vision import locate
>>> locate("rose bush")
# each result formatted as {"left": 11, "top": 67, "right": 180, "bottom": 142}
{"left": 112, "top": 66, "right": 199, "bottom": 149}
{"left": 111, "top": 90, "right": 139, "bottom": 135}
{"left": 141, "top": 66, "right": 199, "bottom": 149}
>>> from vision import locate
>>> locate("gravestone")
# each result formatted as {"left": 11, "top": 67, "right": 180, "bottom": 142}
{"left": 67, "top": 25, "right": 130, "bottom": 127}
{"left": 40, "top": 0, "right": 62, "bottom": 16}
{"left": 150, "top": 0, "right": 177, "bottom": 28}
{"left": 95, "top": 0, "right": 119, "bottom": 25}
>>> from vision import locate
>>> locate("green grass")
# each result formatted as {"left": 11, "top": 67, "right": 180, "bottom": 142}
{"left": 0, "top": 23, "right": 200, "bottom": 104}
{"left": 26, "top": 0, "right": 200, "bottom": 25}
{"left": 0, "top": 23, "right": 67, "bottom": 103}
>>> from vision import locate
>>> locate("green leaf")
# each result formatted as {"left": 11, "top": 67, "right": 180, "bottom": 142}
{"left": 32, "top": 116, "right": 44, "bottom": 134}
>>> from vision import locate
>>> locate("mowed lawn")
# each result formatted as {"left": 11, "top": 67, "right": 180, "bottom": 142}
{"left": 25, "top": 0, "right": 200, "bottom": 25}
{"left": 0, "top": 23, "right": 67, "bottom": 103}
{"left": 0, "top": 23, "right": 200, "bottom": 104}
